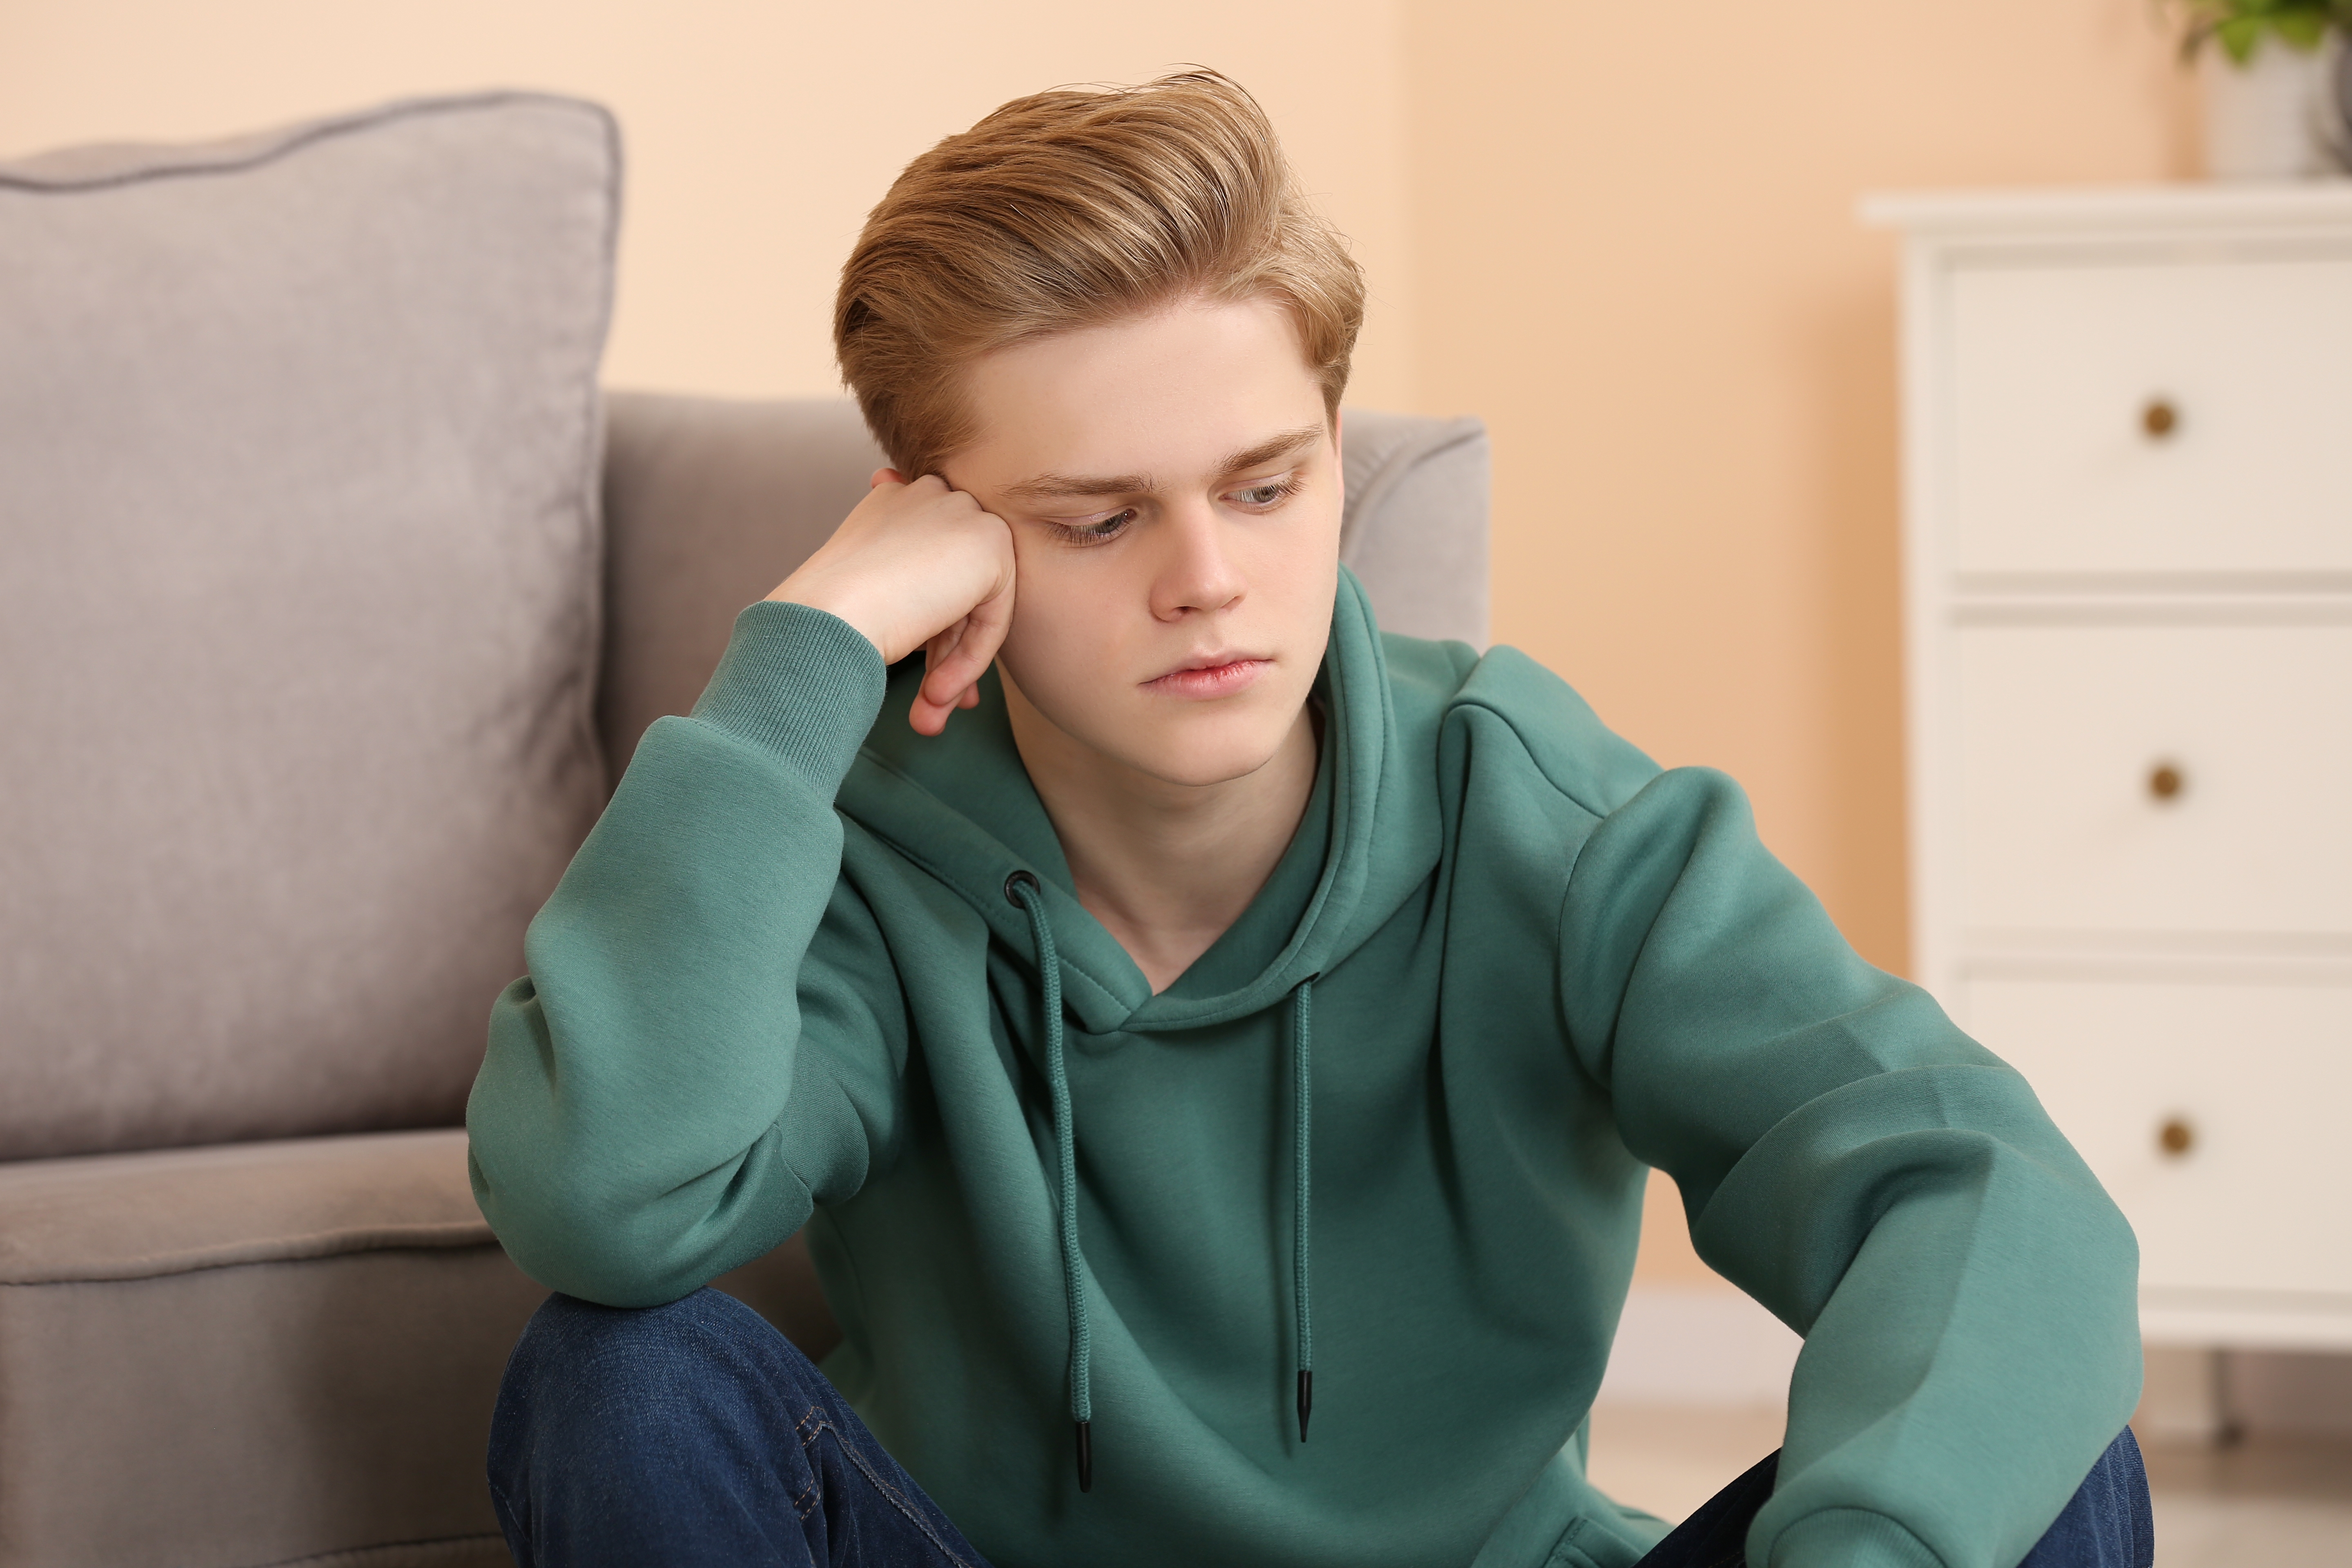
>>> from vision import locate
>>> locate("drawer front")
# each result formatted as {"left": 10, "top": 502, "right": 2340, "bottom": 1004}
{"left": 1947, "top": 254, "right": 2352, "bottom": 577}
{"left": 1962, "top": 976, "right": 2352, "bottom": 1299}
{"left": 1957, "top": 622, "right": 2352, "bottom": 939}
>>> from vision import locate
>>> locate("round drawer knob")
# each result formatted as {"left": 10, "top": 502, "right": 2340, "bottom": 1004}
{"left": 2147, "top": 762, "right": 2185, "bottom": 802}
{"left": 2158, "top": 1117, "right": 2195, "bottom": 1157}
{"left": 2141, "top": 398, "right": 2179, "bottom": 440}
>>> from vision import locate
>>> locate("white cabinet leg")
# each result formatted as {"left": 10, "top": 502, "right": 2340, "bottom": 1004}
{"left": 2138, "top": 1345, "right": 2238, "bottom": 1446}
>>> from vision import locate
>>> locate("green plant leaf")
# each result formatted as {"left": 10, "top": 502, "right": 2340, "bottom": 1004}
{"left": 2216, "top": 13, "right": 2265, "bottom": 59}
{"left": 2165, "top": 0, "right": 2348, "bottom": 63}
{"left": 2275, "top": 8, "right": 2330, "bottom": 45}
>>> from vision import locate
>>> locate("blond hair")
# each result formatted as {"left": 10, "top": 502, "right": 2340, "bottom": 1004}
{"left": 835, "top": 70, "right": 1363, "bottom": 478}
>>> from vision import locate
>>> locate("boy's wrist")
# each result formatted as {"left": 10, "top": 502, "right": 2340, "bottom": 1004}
{"left": 766, "top": 572, "right": 890, "bottom": 663}
{"left": 692, "top": 600, "right": 889, "bottom": 782}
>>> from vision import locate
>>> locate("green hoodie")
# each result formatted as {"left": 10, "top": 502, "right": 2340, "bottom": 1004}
{"left": 468, "top": 570, "right": 2139, "bottom": 1568}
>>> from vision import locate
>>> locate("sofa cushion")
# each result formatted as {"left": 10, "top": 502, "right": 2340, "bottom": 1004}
{"left": 0, "top": 94, "right": 616, "bottom": 1159}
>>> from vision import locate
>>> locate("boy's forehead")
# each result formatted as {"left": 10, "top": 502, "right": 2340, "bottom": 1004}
{"left": 955, "top": 298, "right": 1328, "bottom": 490}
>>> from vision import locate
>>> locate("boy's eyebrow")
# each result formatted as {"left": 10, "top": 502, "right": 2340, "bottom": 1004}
{"left": 1220, "top": 424, "right": 1325, "bottom": 476}
{"left": 998, "top": 424, "right": 1325, "bottom": 503}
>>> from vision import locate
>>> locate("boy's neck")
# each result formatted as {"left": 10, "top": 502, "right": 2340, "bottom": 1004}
{"left": 1002, "top": 679, "right": 1320, "bottom": 995}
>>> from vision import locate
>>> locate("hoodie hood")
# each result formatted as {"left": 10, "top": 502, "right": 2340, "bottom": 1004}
{"left": 835, "top": 567, "right": 1440, "bottom": 1036}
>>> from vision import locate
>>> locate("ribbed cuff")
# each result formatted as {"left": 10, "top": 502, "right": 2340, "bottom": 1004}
{"left": 1766, "top": 1509, "right": 1944, "bottom": 1568}
{"left": 688, "top": 600, "right": 887, "bottom": 789}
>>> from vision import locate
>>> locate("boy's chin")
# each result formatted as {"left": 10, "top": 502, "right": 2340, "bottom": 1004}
{"left": 1111, "top": 717, "right": 1304, "bottom": 791}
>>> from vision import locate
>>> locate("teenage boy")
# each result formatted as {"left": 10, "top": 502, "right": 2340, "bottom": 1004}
{"left": 470, "top": 73, "right": 2150, "bottom": 1568}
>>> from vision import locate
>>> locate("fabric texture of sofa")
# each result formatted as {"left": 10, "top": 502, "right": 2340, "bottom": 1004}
{"left": 0, "top": 93, "right": 1490, "bottom": 1568}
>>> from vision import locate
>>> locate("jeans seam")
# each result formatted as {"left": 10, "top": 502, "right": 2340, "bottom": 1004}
{"left": 487, "top": 1472, "right": 529, "bottom": 1561}
{"left": 795, "top": 1403, "right": 979, "bottom": 1567}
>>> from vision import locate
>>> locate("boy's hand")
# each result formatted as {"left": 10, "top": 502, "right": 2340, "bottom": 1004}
{"left": 767, "top": 470, "right": 1016, "bottom": 736}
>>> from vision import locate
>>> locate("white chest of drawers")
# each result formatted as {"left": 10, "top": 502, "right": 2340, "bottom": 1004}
{"left": 1869, "top": 185, "right": 2352, "bottom": 1352}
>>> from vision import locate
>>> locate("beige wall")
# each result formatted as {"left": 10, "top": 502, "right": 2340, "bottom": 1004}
{"left": 1, "top": 0, "right": 1418, "bottom": 409}
{"left": 1403, "top": 0, "right": 2196, "bottom": 1285}
{"left": 4, "top": 0, "right": 2201, "bottom": 1288}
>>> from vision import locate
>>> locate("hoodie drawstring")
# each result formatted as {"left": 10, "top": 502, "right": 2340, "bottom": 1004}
{"left": 1291, "top": 977, "right": 1315, "bottom": 1442}
{"left": 1005, "top": 870, "right": 1321, "bottom": 1491}
{"left": 1005, "top": 871, "right": 1093, "bottom": 1492}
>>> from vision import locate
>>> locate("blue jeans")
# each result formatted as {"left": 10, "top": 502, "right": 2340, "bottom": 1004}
{"left": 488, "top": 1289, "right": 2153, "bottom": 1568}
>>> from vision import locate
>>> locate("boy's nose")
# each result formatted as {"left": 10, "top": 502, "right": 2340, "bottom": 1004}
{"left": 1149, "top": 503, "right": 1245, "bottom": 621}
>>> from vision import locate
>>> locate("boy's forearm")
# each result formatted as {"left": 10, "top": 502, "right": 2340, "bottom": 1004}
{"left": 466, "top": 602, "right": 889, "bottom": 1305}
{"left": 1716, "top": 1064, "right": 2140, "bottom": 1568}
{"left": 1564, "top": 764, "right": 2140, "bottom": 1567}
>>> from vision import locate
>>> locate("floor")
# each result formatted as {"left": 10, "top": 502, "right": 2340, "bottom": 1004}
{"left": 1584, "top": 1404, "right": 2352, "bottom": 1566}
{"left": 2141, "top": 1434, "right": 2352, "bottom": 1568}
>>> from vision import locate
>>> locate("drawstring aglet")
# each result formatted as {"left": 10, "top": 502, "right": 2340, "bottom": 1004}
{"left": 1075, "top": 1420, "right": 1094, "bottom": 1492}
{"left": 1296, "top": 1369, "right": 1313, "bottom": 1442}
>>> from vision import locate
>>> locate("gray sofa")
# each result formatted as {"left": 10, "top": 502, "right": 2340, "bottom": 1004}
{"left": 0, "top": 94, "right": 1490, "bottom": 1568}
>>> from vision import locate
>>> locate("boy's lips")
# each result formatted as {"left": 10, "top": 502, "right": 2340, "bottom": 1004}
{"left": 1143, "top": 654, "right": 1271, "bottom": 699}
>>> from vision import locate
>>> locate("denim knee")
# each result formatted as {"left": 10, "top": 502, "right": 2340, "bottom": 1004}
{"left": 490, "top": 1290, "right": 845, "bottom": 1566}
{"left": 492, "top": 1289, "right": 813, "bottom": 1487}
{"left": 505, "top": 1289, "right": 786, "bottom": 1392}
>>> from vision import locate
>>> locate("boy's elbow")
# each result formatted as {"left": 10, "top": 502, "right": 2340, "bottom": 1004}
{"left": 467, "top": 1143, "right": 704, "bottom": 1309}
{"left": 467, "top": 988, "right": 698, "bottom": 1304}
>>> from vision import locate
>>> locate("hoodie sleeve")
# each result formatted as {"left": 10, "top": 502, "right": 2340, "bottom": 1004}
{"left": 1557, "top": 765, "right": 2140, "bottom": 1568}
{"left": 466, "top": 601, "right": 904, "bottom": 1307}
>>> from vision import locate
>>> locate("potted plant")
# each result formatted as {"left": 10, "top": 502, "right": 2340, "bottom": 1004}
{"left": 2173, "top": 0, "right": 2352, "bottom": 175}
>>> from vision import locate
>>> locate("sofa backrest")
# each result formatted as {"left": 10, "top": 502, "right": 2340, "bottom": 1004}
{"left": 0, "top": 86, "right": 1490, "bottom": 1163}
{"left": 0, "top": 95, "right": 617, "bottom": 1161}
{"left": 597, "top": 392, "right": 1490, "bottom": 779}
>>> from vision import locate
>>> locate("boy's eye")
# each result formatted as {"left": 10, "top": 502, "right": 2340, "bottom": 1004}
{"left": 1047, "top": 508, "right": 1137, "bottom": 543}
{"left": 1229, "top": 478, "right": 1297, "bottom": 508}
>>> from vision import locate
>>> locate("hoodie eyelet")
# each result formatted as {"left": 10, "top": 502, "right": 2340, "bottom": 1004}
{"left": 1004, "top": 869, "right": 1041, "bottom": 906}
